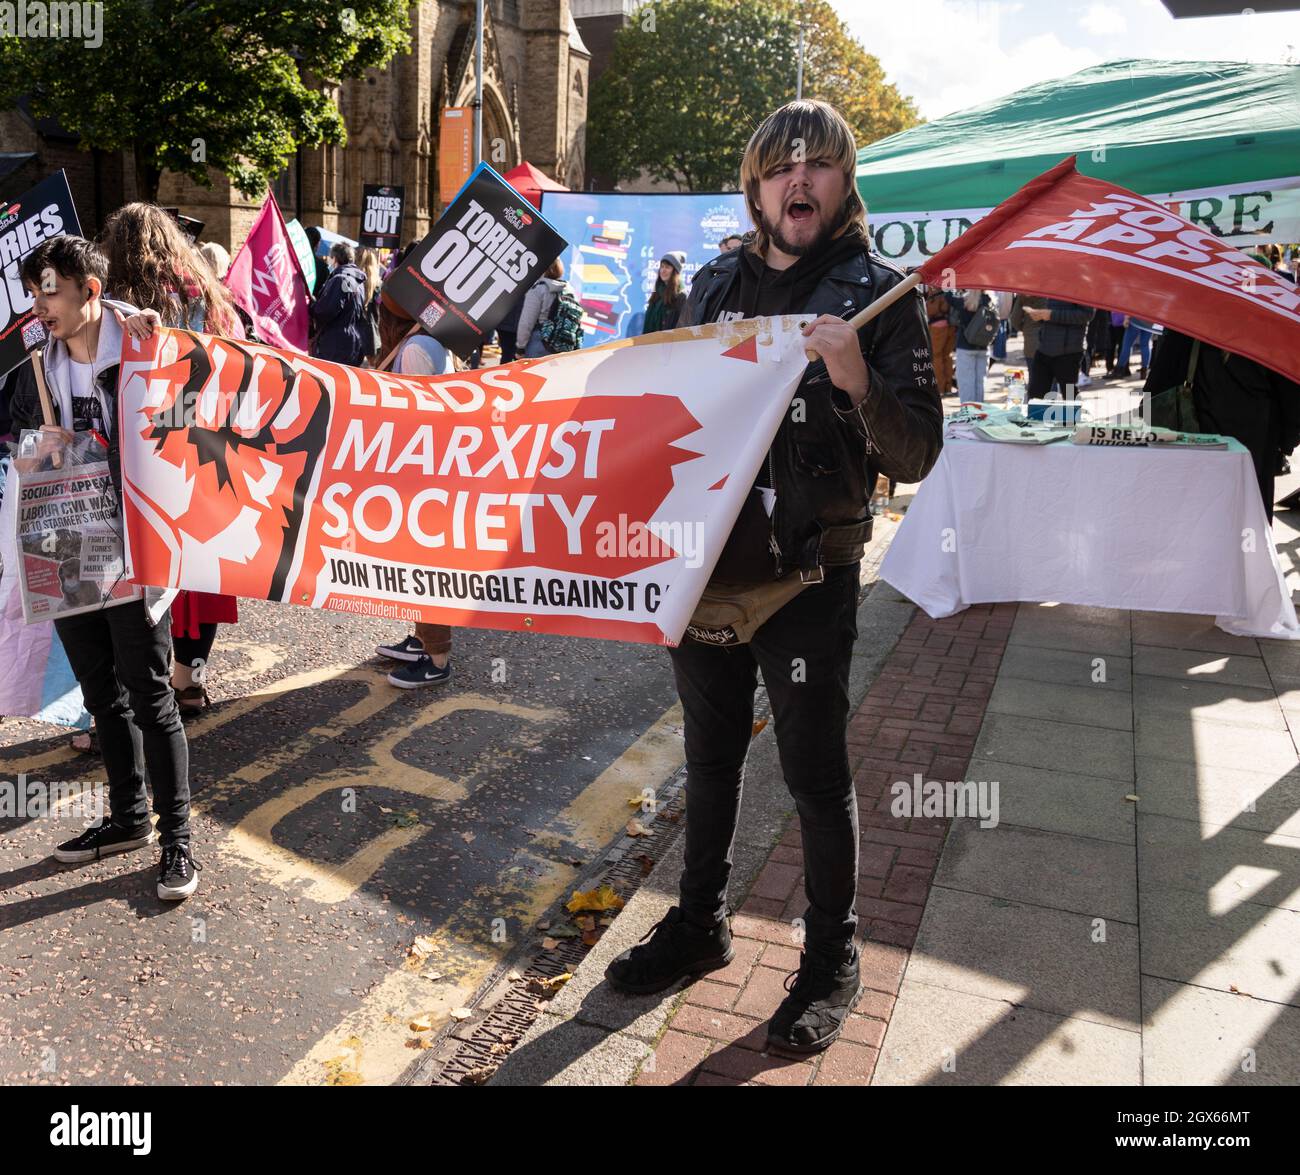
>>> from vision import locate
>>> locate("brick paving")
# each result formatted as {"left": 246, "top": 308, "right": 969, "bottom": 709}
{"left": 634, "top": 601, "right": 1019, "bottom": 1086}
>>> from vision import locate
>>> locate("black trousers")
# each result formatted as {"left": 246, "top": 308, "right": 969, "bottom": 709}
{"left": 668, "top": 563, "right": 860, "bottom": 956}
{"left": 173, "top": 622, "right": 218, "bottom": 670}
{"left": 1029, "top": 350, "right": 1083, "bottom": 399}
{"left": 54, "top": 599, "right": 191, "bottom": 845}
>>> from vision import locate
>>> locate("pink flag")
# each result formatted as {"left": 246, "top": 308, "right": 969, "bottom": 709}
{"left": 224, "top": 194, "right": 309, "bottom": 353}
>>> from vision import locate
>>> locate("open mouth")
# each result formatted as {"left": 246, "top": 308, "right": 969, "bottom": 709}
{"left": 786, "top": 200, "right": 816, "bottom": 223}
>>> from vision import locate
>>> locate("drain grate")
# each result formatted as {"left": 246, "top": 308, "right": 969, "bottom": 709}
{"left": 419, "top": 774, "right": 689, "bottom": 1086}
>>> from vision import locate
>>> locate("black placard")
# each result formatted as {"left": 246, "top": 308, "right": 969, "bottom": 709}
{"left": 382, "top": 164, "right": 565, "bottom": 360}
{"left": 358, "top": 184, "right": 404, "bottom": 250}
{"left": 0, "top": 171, "right": 82, "bottom": 379}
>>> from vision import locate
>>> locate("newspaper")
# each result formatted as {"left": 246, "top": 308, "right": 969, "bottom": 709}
{"left": 12, "top": 430, "right": 141, "bottom": 622}
{"left": 1070, "top": 424, "right": 1230, "bottom": 448}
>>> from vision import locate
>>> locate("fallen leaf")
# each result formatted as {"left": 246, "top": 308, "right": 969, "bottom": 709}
{"left": 1124, "top": 794, "right": 1139, "bottom": 803}
{"left": 577, "top": 914, "right": 596, "bottom": 932}
{"left": 545, "top": 924, "right": 580, "bottom": 939}
{"left": 409, "top": 1015, "right": 434, "bottom": 1032}
{"left": 404, "top": 936, "right": 437, "bottom": 970}
{"left": 752, "top": 718, "right": 768, "bottom": 737}
{"left": 542, "top": 937, "right": 559, "bottom": 950}
{"left": 527, "top": 972, "right": 572, "bottom": 997}
{"left": 460, "top": 831, "right": 476, "bottom": 843}
{"left": 450, "top": 1007, "right": 473, "bottom": 1021}
{"left": 535, "top": 919, "right": 552, "bottom": 931}
{"left": 405, "top": 1037, "right": 434, "bottom": 1051}
{"left": 582, "top": 927, "right": 604, "bottom": 948}
{"left": 626, "top": 819, "right": 650, "bottom": 837}
{"left": 461, "top": 1065, "right": 496, "bottom": 1085}
{"left": 565, "top": 885, "right": 625, "bottom": 915}
{"left": 636, "top": 853, "right": 655, "bottom": 877}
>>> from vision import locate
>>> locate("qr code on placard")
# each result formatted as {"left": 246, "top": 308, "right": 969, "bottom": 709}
{"left": 419, "top": 302, "right": 444, "bottom": 331}
{"left": 21, "top": 317, "right": 46, "bottom": 348}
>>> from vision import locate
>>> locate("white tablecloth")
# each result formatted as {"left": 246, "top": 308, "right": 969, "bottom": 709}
{"left": 881, "top": 437, "right": 1300, "bottom": 639}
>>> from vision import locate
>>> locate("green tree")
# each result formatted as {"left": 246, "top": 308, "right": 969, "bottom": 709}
{"left": 588, "top": 0, "right": 920, "bottom": 192}
{"left": 0, "top": 1, "right": 413, "bottom": 202}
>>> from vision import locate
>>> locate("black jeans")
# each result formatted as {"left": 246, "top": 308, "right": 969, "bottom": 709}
{"left": 54, "top": 599, "right": 191, "bottom": 845}
{"left": 1029, "top": 350, "right": 1083, "bottom": 399}
{"left": 668, "top": 563, "right": 860, "bottom": 955}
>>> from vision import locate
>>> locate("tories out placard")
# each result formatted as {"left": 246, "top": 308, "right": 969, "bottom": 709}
{"left": 0, "top": 171, "right": 82, "bottom": 379}
{"left": 383, "top": 163, "right": 566, "bottom": 359}
{"left": 116, "top": 316, "right": 811, "bottom": 646}
{"left": 359, "top": 184, "right": 405, "bottom": 250}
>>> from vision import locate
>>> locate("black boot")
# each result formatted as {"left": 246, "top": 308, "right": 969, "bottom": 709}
{"left": 605, "top": 906, "right": 733, "bottom": 995}
{"left": 767, "top": 942, "right": 862, "bottom": 1054}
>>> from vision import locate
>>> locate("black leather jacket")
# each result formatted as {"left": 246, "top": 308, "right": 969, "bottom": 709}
{"left": 680, "top": 245, "right": 943, "bottom": 578}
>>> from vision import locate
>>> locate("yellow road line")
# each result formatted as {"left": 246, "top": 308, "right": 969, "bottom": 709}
{"left": 278, "top": 702, "right": 686, "bottom": 1086}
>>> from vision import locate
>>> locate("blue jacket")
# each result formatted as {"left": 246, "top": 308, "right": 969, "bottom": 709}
{"left": 310, "top": 262, "right": 368, "bottom": 364}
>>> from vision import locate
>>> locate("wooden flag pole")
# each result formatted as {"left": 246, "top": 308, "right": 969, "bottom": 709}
{"left": 803, "top": 270, "right": 924, "bottom": 361}
{"left": 375, "top": 322, "right": 421, "bottom": 373}
{"left": 30, "top": 348, "right": 56, "bottom": 425}
{"left": 29, "top": 348, "right": 64, "bottom": 469}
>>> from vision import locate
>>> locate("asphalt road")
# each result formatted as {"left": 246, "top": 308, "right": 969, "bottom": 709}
{"left": 0, "top": 598, "right": 684, "bottom": 1085}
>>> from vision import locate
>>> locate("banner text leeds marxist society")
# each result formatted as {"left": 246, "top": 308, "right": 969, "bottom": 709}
{"left": 321, "top": 367, "right": 611, "bottom": 557}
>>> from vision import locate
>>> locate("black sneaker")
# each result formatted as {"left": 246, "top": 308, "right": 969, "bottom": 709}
{"left": 767, "top": 943, "right": 863, "bottom": 1055}
{"left": 605, "top": 906, "right": 734, "bottom": 995}
{"left": 376, "top": 634, "right": 426, "bottom": 662}
{"left": 157, "top": 843, "right": 202, "bottom": 901}
{"left": 386, "top": 654, "right": 451, "bottom": 689}
{"left": 54, "top": 820, "right": 156, "bottom": 864}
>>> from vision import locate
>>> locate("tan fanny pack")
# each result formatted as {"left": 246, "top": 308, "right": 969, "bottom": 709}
{"left": 684, "top": 573, "right": 812, "bottom": 646}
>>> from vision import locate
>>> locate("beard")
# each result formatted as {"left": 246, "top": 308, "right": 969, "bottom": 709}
{"left": 760, "top": 204, "right": 837, "bottom": 258}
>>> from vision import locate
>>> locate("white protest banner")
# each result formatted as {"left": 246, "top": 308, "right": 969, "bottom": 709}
{"left": 118, "top": 316, "right": 811, "bottom": 646}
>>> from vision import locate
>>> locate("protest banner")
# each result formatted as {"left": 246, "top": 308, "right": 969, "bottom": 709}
{"left": 913, "top": 156, "right": 1300, "bottom": 387}
{"left": 383, "top": 163, "right": 566, "bottom": 360}
{"left": 0, "top": 170, "right": 82, "bottom": 380}
{"left": 13, "top": 433, "right": 139, "bottom": 622}
{"left": 0, "top": 451, "right": 88, "bottom": 726}
{"left": 225, "top": 193, "right": 309, "bottom": 353}
{"left": 359, "top": 185, "right": 405, "bottom": 250}
{"left": 116, "top": 315, "right": 811, "bottom": 646}
{"left": 438, "top": 107, "right": 473, "bottom": 208}
{"left": 285, "top": 218, "right": 317, "bottom": 296}
{"left": 541, "top": 190, "right": 748, "bottom": 346}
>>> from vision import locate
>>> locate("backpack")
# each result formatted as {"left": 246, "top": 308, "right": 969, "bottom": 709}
{"left": 963, "top": 299, "right": 999, "bottom": 348}
{"left": 539, "top": 283, "right": 583, "bottom": 353}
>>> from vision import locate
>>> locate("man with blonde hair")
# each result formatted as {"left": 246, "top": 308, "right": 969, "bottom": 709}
{"left": 605, "top": 100, "right": 943, "bottom": 1053}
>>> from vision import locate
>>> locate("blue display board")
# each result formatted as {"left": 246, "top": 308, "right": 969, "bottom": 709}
{"left": 539, "top": 191, "right": 749, "bottom": 347}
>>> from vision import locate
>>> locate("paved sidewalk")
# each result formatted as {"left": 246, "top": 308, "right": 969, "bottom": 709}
{"left": 491, "top": 469, "right": 1300, "bottom": 1087}
{"left": 631, "top": 598, "right": 1014, "bottom": 1086}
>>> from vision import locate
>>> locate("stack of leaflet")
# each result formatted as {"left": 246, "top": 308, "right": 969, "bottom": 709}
{"left": 973, "top": 419, "right": 1072, "bottom": 445}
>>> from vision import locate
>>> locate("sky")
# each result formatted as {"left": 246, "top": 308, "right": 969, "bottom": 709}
{"left": 830, "top": 0, "right": 1300, "bottom": 120}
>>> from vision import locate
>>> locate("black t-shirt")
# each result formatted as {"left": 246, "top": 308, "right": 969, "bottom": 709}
{"left": 708, "top": 264, "right": 793, "bottom": 583}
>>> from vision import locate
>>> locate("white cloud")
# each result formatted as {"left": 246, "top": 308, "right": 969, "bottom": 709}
{"left": 1079, "top": 3, "right": 1127, "bottom": 37}
{"left": 836, "top": 1, "right": 1101, "bottom": 120}
{"left": 834, "top": 0, "right": 1300, "bottom": 121}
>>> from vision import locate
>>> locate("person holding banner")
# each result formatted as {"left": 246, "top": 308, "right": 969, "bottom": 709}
{"left": 603, "top": 100, "right": 943, "bottom": 1055}
{"left": 372, "top": 290, "right": 456, "bottom": 688}
{"left": 100, "top": 203, "right": 246, "bottom": 718}
{"left": 8, "top": 235, "right": 201, "bottom": 901}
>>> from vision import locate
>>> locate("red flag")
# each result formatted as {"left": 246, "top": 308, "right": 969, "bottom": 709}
{"left": 224, "top": 194, "right": 309, "bottom": 353}
{"left": 915, "top": 157, "right": 1300, "bottom": 386}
